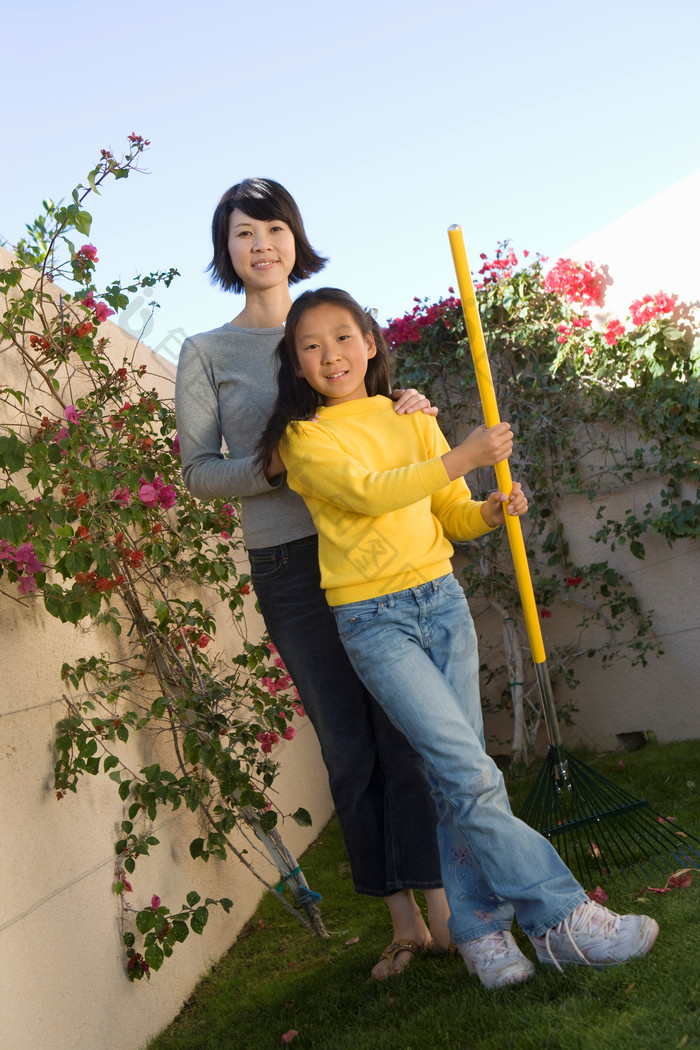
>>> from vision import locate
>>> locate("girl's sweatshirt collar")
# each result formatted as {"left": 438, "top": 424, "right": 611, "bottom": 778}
{"left": 317, "top": 395, "right": 393, "bottom": 419}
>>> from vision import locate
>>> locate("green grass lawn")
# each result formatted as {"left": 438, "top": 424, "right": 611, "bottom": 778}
{"left": 147, "top": 741, "right": 700, "bottom": 1050}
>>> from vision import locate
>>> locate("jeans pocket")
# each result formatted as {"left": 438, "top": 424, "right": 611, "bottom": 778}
{"left": 248, "top": 545, "right": 287, "bottom": 582}
{"left": 332, "top": 601, "right": 383, "bottom": 643}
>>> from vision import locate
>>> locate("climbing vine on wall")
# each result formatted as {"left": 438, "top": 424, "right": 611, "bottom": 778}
{"left": 0, "top": 137, "right": 324, "bottom": 981}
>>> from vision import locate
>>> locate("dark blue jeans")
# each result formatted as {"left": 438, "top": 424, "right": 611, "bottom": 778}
{"left": 248, "top": 534, "right": 441, "bottom": 897}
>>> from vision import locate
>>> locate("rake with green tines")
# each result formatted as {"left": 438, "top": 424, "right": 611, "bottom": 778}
{"left": 447, "top": 224, "right": 700, "bottom": 885}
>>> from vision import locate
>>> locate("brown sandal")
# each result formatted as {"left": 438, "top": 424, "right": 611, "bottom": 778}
{"left": 376, "top": 939, "right": 421, "bottom": 971}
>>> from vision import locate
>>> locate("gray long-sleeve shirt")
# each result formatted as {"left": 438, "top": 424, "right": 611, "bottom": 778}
{"left": 175, "top": 322, "right": 315, "bottom": 548}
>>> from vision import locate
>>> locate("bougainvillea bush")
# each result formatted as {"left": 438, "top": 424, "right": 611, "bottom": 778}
{"left": 0, "top": 138, "right": 320, "bottom": 981}
{"left": 387, "top": 245, "right": 699, "bottom": 760}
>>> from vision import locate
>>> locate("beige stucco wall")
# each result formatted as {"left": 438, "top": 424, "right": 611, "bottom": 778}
{"left": 0, "top": 247, "right": 334, "bottom": 1050}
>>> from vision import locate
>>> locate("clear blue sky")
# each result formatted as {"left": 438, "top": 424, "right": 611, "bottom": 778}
{"left": 2, "top": 0, "right": 699, "bottom": 360}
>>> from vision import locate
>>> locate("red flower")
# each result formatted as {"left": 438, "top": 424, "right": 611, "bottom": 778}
{"left": 629, "top": 291, "right": 676, "bottom": 326}
{"left": 604, "top": 318, "right": 625, "bottom": 346}
{"left": 566, "top": 576, "right": 582, "bottom": 587}
{"left": 540, "top": 608, "right": 552, "bottom": 618}
{"left": 544, "top": 258, "right": 604, "bottom": 307}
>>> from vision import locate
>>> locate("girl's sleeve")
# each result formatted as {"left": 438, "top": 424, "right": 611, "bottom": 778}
{"left": 426, "top": 419, "right": 496, "bottom": 541}
{"left": 175, "top": 338, "right": 281, "bottom": 501}
{"left": 282, "top": 422, "right": 450, "bottom": 515}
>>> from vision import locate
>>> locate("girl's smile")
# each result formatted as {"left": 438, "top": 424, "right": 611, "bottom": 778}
{"left": 294, "top": 303, "right": 377, "bottom": 406}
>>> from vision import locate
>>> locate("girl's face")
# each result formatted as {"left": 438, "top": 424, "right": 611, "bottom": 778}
{"left": 294, "top": 303, "right": 376, "bottom": 407}
{"left": 227, "top": 208, "right": 296, "bottom": 292}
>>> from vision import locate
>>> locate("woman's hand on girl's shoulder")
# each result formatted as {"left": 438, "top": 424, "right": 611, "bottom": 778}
{"left": 391, "top": 388, "right": 439, "bottom": 416}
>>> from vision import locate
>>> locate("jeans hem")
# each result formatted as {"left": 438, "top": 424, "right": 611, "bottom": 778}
{"left": 526, "top": 892, "right": 589, "bottom": 938}
{"left": 354, "top": 880, "right": 444, "bottom": 898}
{"left": 451, "top": 919, "right": 514, "bottom": 944}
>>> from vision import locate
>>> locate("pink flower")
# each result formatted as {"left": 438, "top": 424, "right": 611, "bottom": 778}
{"left": 138, "top": 475, "right": 176, "bottom": 510}
{"left": 151, "top": 894, "right": 161, "bottom": 910}
{"left": 540, "top": 608, "right": 552, "bottom": 618}
{"left": 138, "top": 483, "right": 159, "bottom": 507}
{"left": 220, "top": 530, "right": 231, "bottom": 539}
{"left": 113, "top": 486, "right": 131, "bottom": 505}
{"left": 77, "top": 244, "right": 99, "bottom": 262}
{"left": 80, "top": 290, "right": 115, "bottom": 322}
{"left": 172, "top": 433, "right": 180, "bottom": 455}
{"left": 157, "top": 484, "right": 176, "bottom": 510}
{"left": 94, "top": 300, "right": 115, "bottom": 323}
{"left": 257, "top": 731, "right": 280, "bottom": 754}
{"left": 281, "top": 1032, "right": 298, "bottom": 1045}
{"left": 64, "top": 405, "right": 80, "bottom": 424}
{"left": 556, "top": 323, "right": 570, "bottom": 344}
{"left": 282, "top": 726, "right": 296, "bottom": 741}
{"left": 17, "top": 575, "right": 38, "bottom": 595}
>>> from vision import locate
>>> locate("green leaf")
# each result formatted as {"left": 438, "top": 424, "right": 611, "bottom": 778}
{"left": 172, "top": 920, "right": 189, "bottom": 943}
{"left": 144, "top": 944, "right": 164, "bottom": 971}
{"left": 73, "top": 210, "right": 92, "bottom": 236}
{"left": 189, "top": 838, "right": 205, "bottom": 860}
{"left": 136, "top": 909, "right": 156, "bottom": 934}
{"left": 0, "top": 433, "right": 26, "bottom": 471}
{"left": 0, "top": 513, "right": 29, "bottom": 546}
{"left": 291, "top": 807, "right": 313, "bottom": 828}
{"left": 190, "top": 906, "right": 209, "bottom": 935}
{"left": 186, "top": 890, "right": 201, "bottom": 907}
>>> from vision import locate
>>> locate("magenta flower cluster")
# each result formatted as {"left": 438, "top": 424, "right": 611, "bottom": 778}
{"left": 0, "top": 539, "right": 45, "bottom": 594}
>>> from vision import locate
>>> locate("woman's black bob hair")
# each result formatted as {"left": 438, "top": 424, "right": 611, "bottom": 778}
{"left": 208, "top": 178, "right": 327, "bottom": 293}
{"left": 257, "top": 288, "right": 392, "bottom": 472}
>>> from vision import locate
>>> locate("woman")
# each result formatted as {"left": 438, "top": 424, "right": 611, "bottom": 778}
{"left": 174, "top": 178, "right": 450, "bottom": 978}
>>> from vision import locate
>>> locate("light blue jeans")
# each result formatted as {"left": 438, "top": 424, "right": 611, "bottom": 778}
{"left": 332, "top": 573, "right": 587, "bottom": 943}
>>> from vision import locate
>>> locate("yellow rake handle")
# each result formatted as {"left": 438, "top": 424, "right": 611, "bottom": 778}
{"left": 448, "top": 225, "right": 546, "bottom": 665}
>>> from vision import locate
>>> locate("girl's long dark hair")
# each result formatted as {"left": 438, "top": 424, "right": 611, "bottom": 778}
{"left": 257, "top": 288, "right": 392, "bottom": 472}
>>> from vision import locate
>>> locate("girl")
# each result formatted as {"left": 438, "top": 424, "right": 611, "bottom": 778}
{"left": 175, "top": 179, "right": 451, "bottom": 979}
{"left": 258, "top": 287, "right": 659, "bottom": 990}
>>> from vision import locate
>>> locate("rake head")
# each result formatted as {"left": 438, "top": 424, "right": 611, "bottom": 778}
{"left": 518, "top": 745, "right": 700, "bottom": 887}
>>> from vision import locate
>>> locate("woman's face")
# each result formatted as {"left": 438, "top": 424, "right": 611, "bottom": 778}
{"left": 227, "top": 208, "right": 296, "bottom": 292}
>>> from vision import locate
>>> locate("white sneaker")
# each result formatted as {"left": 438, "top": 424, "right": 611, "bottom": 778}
{"left": 458, "top": 930, "right": 536, "bottom": 989}
{"left": 530, "top": 900, "right": 659, "bottom": 972}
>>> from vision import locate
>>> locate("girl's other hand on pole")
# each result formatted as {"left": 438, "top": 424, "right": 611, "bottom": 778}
{"left": 481, "top": 481, "right": 528, "bottom": 527}
{"left": 392, "top": 388, "right": 439, "bottom": 416}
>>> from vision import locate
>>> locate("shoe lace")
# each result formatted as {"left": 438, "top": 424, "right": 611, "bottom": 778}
{"left": 541, "top": 900, "right": 617, "bottom": 973}
{"left": 477, "top": 931, "right": 515, "bottom": 966}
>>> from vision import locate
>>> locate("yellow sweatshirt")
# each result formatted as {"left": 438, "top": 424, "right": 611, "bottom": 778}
{"left": 281, "top": 395, "right": 495, "bottom": 606}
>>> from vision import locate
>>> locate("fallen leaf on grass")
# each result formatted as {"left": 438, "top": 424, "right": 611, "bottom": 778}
{"left": 345, "top": 936, "right": 360, "bottom": 946}
{"left": 281, "top": 1030, "right": 298, "bottom": 1045}
{"left": 648, "top": 867, "right": 695, "bottom": 893}
{"left": 586, "top": 886, "right": 609, "bottom": 904}
{"left": 625, "top": 983, "right": 636, "bottom": 994}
